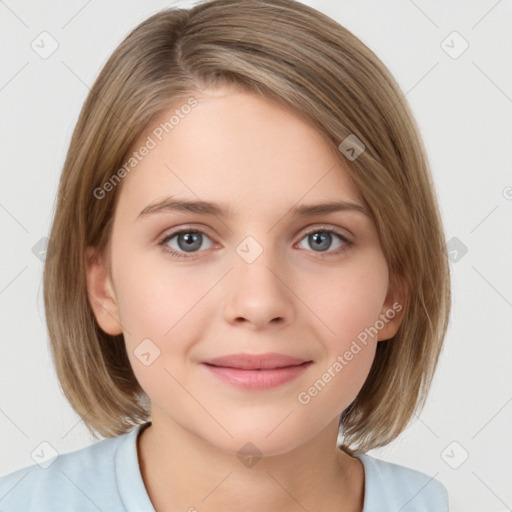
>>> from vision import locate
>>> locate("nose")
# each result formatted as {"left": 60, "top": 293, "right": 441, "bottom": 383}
{"left": 223, "top": 244, "right": 295, "bottom": 331}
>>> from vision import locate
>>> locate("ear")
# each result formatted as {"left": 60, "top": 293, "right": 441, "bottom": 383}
{"left": 84, "top": 246, "right": 123, "bottom": 336}
{"left": 377, "top": 273, "right": 407, "bottom": 342}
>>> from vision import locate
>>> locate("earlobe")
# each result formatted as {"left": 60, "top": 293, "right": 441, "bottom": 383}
{"left": 84, "top": 246, "right": 123, "bottom": 336}
{"left": 377, "top": 274, "right": 407, "bottom": 342}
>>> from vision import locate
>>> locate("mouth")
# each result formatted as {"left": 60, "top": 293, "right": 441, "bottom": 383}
{"left": 201, "top": 352, "right": 312, "bottom": 370}
{"left": 201, "top": 353, "right": 313, "bottom": 390}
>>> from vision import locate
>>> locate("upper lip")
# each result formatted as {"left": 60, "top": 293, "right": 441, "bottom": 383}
{"left": 202, "top": 353, "right": 311, "bottom": 370}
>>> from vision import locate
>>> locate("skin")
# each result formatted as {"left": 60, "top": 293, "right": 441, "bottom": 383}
{"left": 85, "top": 84, "right": 405, "bottom": 512}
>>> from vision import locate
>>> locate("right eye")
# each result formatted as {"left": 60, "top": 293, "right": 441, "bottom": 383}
{"left": 158, "top": 228, "right": 215, "bottom": 259}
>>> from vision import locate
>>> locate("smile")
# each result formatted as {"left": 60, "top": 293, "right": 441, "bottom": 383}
{"left": 201, "top": 353, "right": 313, "bottom": 390}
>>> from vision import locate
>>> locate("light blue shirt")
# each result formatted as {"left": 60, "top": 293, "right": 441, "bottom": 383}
{"left": 0, "top": 422, "right": 449, "bottom": 511}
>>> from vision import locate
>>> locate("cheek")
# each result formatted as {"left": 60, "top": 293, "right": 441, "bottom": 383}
{"left": 294, "top": 274, "right": 386, "bottom": 420}
{"left": 304, "top": 253, "right": 389, "bottom": 348}
{"left": 112, "top": 252, "right": 217, "bottom": 392}
{"left": 113, "top": 265, "right": 205, "bottom": 403}
{"left": 113, "top": 249, "right": 210, "bottom": 341}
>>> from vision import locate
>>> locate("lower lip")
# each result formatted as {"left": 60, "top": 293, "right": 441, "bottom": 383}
{"left": 202, "top": 362, "right": 312, "bottom": 390}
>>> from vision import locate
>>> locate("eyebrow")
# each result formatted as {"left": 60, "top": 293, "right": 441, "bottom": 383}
{"left": 137, "top": 197, "right": 370, "bottom": 219}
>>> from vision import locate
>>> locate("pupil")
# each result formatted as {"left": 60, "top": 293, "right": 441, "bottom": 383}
{"left": 311, "top": 232, "right": 330, "bottom": 251}
{"left": 179, "top": 232, "right": 201, "bottom": 252}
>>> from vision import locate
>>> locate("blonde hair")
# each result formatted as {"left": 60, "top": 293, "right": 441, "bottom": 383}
{"left": 43, "top": 0, "right": 450, "bottom": 452}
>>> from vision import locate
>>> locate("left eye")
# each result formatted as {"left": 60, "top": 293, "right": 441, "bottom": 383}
{"left": 297, "top": 228, "right": 350, "bottom": 254}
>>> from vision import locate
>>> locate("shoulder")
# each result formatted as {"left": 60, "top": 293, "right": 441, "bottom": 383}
{"left": 356, "top": 452, "right": 449, "bottom": 512}
{"left": 0, "top": 432, "right": 129, "bottom": 511}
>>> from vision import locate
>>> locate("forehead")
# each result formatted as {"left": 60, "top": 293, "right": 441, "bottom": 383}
{"left": 115, "top": 86, "right": 362, "bottom": 219}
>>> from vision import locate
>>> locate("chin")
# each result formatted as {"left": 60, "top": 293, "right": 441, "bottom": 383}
{"left": 205, "top": 421, "right": 311, "bottom": 460}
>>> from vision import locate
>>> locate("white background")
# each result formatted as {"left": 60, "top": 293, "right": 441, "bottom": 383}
{"left": 1, "top": 1, "right": 511, "bottom": 511}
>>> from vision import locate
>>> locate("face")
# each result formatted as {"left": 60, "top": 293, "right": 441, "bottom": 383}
{"left": 86, "top": 85, "right": 403, "bottom": 456}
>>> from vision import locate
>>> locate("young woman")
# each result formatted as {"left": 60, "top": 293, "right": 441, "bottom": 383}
{"left": 0, "top": 1, "right": 450, "bottom": 510}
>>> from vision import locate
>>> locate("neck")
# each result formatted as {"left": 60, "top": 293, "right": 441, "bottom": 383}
{"left": 137, "top": 412, "right": 364, "bottom": 512}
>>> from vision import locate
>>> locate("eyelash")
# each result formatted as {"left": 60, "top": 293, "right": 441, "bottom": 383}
{"left": 157, "top": 225, "right": 353, "bottom": 260}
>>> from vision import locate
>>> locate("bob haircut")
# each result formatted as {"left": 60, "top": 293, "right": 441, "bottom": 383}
{"left": 43, "top": 0, "right": 450, "bottom": 453}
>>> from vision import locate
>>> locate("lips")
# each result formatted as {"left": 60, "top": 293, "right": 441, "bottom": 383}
{"left": 201, "top": 352, "right": 311, "bottom": 370}
{"left": 201, "top": 353, "right": 313, "bottom": 390}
